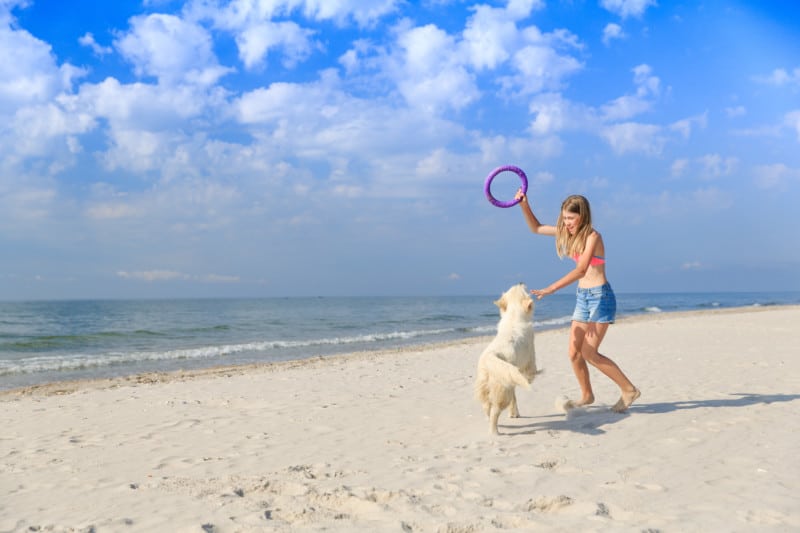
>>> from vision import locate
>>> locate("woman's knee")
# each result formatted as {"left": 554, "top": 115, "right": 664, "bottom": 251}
{"left": 568, "top": 347, "right": 583, "bottom": 363}
{"left": 581, "top": 346, "right": 602, "bottom": 365}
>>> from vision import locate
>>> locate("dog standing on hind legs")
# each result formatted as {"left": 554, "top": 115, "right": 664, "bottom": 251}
{"left": 474, "top": 283, "right": 539, "bottom": 435}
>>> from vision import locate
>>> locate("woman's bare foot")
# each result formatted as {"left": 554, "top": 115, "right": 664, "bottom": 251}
{"left": 612, "top": 388, "right": 641, "bottom": 413}
{"left": 564, "top": 393, "right": 594, "bottom": 409}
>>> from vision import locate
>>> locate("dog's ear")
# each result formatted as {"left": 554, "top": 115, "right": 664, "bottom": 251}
{"left": 494, "top": 295, "right": 507, "bottom": 312}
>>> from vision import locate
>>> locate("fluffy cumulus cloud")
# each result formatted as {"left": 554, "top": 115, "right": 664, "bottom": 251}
{"left": 462, "top": 5, "right": 519, "bottom": 71}
{"left": 602, "top": 23, "right": 625, "bottom": 46}
{"left": 115, "top": 13, "right": 232, "bottom": 86}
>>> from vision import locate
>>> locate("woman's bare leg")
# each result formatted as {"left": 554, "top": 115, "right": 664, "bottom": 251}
{"left": 567, "top": 321, "right": 595, "bottom": 406}
{"left": 579, "top": 322, "right": 640, "bottom": 412}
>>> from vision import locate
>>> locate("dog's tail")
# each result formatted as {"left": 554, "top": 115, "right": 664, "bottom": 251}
{"left": 482, "top": 352, "right": 531, "bottom": 389}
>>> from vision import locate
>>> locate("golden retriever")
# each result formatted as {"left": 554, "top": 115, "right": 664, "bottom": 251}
{"left": 474, "top": 283, "right": 538, "bottom": 435}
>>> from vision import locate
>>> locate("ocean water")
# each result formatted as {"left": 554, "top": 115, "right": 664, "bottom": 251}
{"left": 1, "top": 291, "right": 798, "bottom": 391}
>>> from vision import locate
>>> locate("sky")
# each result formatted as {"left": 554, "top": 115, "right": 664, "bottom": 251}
{"left": 1, "top": 0, "right": 799, "bottom": 300}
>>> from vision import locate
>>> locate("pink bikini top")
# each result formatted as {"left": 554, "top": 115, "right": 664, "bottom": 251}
{"left": 573, "top": 254, "right": 606, "bottom": 266}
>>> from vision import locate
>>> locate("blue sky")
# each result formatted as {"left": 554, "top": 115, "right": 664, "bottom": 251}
{"left": 1, "top": 0, "right": 799, "bottom": 300}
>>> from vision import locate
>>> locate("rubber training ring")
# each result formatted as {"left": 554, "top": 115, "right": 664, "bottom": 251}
{"left": 484, "top": 165, "right": 528, "bottom": 208}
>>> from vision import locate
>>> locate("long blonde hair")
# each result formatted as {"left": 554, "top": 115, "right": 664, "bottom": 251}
{"left": 555, "top": 195, "right": 593, "bottom": 259}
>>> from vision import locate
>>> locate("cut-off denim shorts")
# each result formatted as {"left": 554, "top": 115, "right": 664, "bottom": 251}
{"left": 572, "top": 282, "right": 616, "bottom": 324}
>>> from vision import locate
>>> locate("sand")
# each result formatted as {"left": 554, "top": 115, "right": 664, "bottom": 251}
{"left": 1, "top": 306, "right": 799, "bottom": 532}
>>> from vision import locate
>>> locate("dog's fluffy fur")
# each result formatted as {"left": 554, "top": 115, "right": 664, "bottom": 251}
{"left": 474, "top": 283, "right": 538, "bottom": 435}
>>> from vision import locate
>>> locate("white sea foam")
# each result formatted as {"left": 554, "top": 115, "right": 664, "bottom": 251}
{"left": 644, "top": 306, "right": 662, "bottom": 313}
{"left": 536, "top": 316, "right": 573, "bottom": 328}
{"left": 0, "top": 327, "right": 464, "bottom": 376}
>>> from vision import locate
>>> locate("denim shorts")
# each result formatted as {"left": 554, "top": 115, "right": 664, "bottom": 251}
{"left": 572, "top": 282, "right": 616, "bottom": 323}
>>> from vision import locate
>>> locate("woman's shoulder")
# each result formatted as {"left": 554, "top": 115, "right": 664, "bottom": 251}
{"left": 586, "top": 229, "right": 604, "bottom": 253}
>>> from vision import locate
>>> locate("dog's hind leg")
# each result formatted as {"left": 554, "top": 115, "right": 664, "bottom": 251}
{"left": 508, "top": 389, "right": 519, "bottom": 418}
{"left": 488, "top": 405, "right": 502, "bottom": 435}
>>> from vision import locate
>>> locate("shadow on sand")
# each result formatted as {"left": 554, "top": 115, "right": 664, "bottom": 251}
{"left": 500, "top": 393, "right": 800, "bottom": 436}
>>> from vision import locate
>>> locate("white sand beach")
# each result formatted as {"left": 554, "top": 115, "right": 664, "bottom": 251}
{"left": 1, "top": 306, "right": 799, "bottom": 532}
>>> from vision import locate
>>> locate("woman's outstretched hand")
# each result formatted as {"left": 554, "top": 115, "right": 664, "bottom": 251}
{"left": 514, "top": 188, "right": 526, "bottom": 203}
{"left": 530, "top": 287, "right": 554, "bottom": 299}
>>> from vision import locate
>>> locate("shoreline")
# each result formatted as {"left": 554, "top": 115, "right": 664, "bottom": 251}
{"left": 3, "top": 303, "right": 796, "bottom": 399}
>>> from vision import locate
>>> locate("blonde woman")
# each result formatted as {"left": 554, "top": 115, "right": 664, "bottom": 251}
{"left": 515, "top": 191, "right": 640, "bottom": 412}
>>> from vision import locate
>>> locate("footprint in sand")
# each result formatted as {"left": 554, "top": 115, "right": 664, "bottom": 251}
{"left": 524, "top": 495, "right": 574, "bottom": 512}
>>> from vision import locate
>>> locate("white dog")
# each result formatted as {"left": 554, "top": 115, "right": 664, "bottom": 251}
{"left": 474, "top": 283, "right": 538, "bottom": 435}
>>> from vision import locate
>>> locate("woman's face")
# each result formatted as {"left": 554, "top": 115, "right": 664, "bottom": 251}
{"left": 562, "top": 210, "right": 581, "bottom": 235}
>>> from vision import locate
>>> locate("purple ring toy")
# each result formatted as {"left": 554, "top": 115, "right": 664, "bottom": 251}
{"left": 484, "top": 165, "right": 528, "bottom": 208}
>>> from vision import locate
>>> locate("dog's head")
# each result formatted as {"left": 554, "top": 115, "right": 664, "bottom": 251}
{"left": 494, "top": 283, "right": 534, "bottom": 317}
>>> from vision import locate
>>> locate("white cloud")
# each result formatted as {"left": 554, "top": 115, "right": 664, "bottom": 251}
{"left": 462, "top": 4, "right": 519, "bottom": 70}
{"left": 671, "top": 158, "right": 688, "bottom": 177}
{"left": 201, "top": 274, "right": 240, "bottom": 283}
{"left": 0, "top": 187, "right": 57, "bottom": 222}
{"left": 477, "top": 132, "right": 563, "bottom": 164}
{"left": 668, "top": 154, "right": 737, "bottom": 180}
{"left": 785, "top": 110, "right": 800, "bottom": 141}
{"left": 86, "top": 203, "right": 143, "bottom": 220}
{"left": 680, "top": 261, "right": 705, "bottom": 271}
{"left": 528, "top": 92, "right": 593, "bottom": 135}
{"left": 725, "top": 105, "right": 746, "bottom": 118}
{"left": 527, "top": 65, "right": 700, "bottom": 156}
{"left": 392, "top": 24, "right": 478, "bottom": 112}
{"left": 592, "top": 64, "right": 660, "bottom": 125}
{"left": 691, "top": 186, "right": 733, "bottom": 210}
{"left": 78, "top": 32, "right": 112, "bottom": 56}
{"left": 752, "top": 163, "right": 800, "bottom": 189}
{"left": 117, "top": 270, "right": 187, "bottom": 282}
{"left": 116, "top": 270, "right": 240, "bottom": 282}
{"left": 601, "top": 88, "right": 654, "bottom": 121}
{"left": 601, "top": 122, "right": 664, "bottom": 155}
{"left": 531, "top": 170, "right": 555, "bottom": 186}
{"left": 291, "top": 0, "right": 401, "bottom": 27}
{"left": 0, "top": 16, "right": 84, "bottom": 113}
{"left": 602, "top": 23, "right": 625, "bottom": 46}
{"left": 669, "top": 112, "right": 707, "bottom": 139}
{"left": 754, "top": 67, "right": 800, "bottom": 87}
{"left": 506, "top": 0, "right": 545, "bottom": 18}
{"left": 10, "top": 102, "right": 95, "bottom": 158}
{"left": 503, "top": 27, "right": 583, "bottom": 95}
{"left": 115, "top": 14, "right": 232, "bottom": 86}
{"left": 600, "top": 0, "right": 657, "bottom": 19}
{"left": 697, "top": 153, "right": 738, "bottom": 179}
{"left": 184, "top": 0, "right": 402, "bottom": 29}
{"left": 236, "top": 20, "right": 315, "bottom": 70}
{"left": 186, "top": 0, "right": 401, "bottom": 71}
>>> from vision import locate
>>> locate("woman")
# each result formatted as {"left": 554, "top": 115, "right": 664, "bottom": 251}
{"left": 515, "top": 191, "right": 640, "bottom": 412}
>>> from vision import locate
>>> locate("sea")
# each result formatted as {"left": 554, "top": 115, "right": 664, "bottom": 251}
{"left": 1, "top": 291, "right": 798, "bottom": 392}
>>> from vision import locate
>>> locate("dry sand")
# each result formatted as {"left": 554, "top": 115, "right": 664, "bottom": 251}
{"left": 1, "top": 306, "right": 799, "bottom": 532}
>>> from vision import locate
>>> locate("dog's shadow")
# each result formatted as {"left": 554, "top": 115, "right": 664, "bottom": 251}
{"left": 500, "top": 392, "right": 800, "bottom": 436}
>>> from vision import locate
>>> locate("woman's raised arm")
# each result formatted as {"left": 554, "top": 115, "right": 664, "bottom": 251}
{"left": 516, "top": 190, "right": 556, "bottom": 236}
